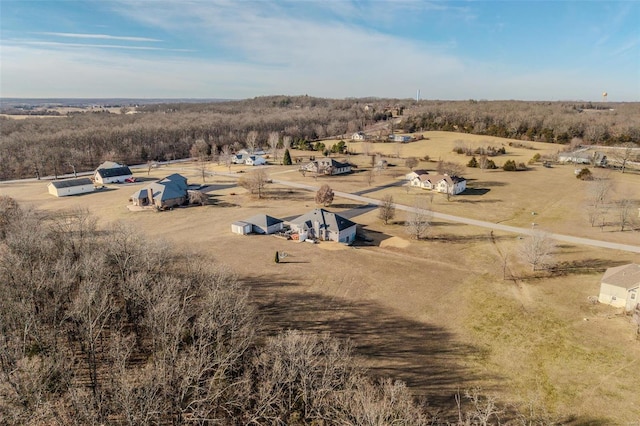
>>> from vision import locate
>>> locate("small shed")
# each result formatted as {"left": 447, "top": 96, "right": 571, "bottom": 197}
{"left": 598, "top": 264, "right": 640, "bottom": 311}
{"left": 231, "top": 221, "right": 252, "bottom": 235}
{"left": 48, "top": 178, "right": 95, "bottom": 197}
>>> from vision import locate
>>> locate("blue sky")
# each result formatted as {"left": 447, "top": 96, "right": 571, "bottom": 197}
{"left": 1, "top": 1, "right": 638, "bottom": 101}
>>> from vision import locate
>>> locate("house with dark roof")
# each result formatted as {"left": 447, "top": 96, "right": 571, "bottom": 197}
{"left": 131, "top": 174, "right": 188, "bottom": 210}
{"left": 598, "top": 264, "right": 640, "bottom": 311}
{"left": 94, "top": 165, "right": 133, "bottom": 184}
{"left": 290, "top": 208, "right": 357, "bottom": 244}
{"left": 231, "top": 214, "right": 284, "bottom": 235}
{"left": 48, "top": 178, "right": 95, "bottom": 197}
{"left": 300, "top": 158, "right": 351, "bottom": 176}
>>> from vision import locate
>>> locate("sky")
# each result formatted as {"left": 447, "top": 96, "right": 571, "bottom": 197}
{"left": 1, "top": 1, "right": 639, "bottom": 101}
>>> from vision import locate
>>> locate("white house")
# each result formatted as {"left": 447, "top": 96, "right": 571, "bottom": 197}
{"left": 290, "top": 208, "right": 357, "bottom": 244}
{"left": 245, "top": 155, "right": 266, "bottom": 166}
{"left": 352, "top": 132, "right": 367, "bottom": 141}
{"left": 94, "top": 165, "right": 133, "bottom": 184}
{"left": 436, "top": 175, "right": 467, "bottom": 195}
{"left": 598, "top": 264, "right": 640, "bottom": 312}
{"left": 407, "top": 171, "right": 466, "bottom": 195}
{"left": 48, "top": 178, "right": 95, "bottom": 197}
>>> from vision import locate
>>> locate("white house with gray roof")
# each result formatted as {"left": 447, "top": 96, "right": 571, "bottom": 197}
{"left": 94, "top": 164, "right": 133, "bottom": 184}
{"left": 48, "top": 178, "right": 95, "bottom": 197}
{"left": 290, "top": 208, "right": 357, "bottom": 244}
{"left": 598, "top": 263, "right": 640, "bottom": 311}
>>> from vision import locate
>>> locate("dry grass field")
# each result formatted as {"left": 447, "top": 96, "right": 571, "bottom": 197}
{"left": 1, "top": 131, "right": 639, "bottom": 424}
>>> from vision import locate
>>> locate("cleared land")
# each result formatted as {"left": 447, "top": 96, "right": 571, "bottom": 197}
{"left": 2, "top": 131, "right": 639, "bottom": 423}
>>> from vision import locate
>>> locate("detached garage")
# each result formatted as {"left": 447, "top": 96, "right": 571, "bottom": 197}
{"left": 48, "top": 178, "right": 95, "bottom": 197}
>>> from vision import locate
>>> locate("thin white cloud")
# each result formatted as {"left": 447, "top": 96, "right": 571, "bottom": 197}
{"left": 38, "top": 32, "right": 161, "bottom": 42}
{"left": 21, "top": 40, "right": 192, "bottom": 52}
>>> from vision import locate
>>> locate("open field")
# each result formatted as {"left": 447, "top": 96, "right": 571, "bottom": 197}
{"left": 1, "top": 132, "right": 639, "bottom": 423}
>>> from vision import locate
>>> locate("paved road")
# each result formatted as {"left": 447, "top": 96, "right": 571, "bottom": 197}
{"left": 271, "top": 178, "right": 640, "bottom": 254}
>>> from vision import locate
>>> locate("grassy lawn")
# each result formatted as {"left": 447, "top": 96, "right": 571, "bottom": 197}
{"left": 2, "top": 131, "right": 639, "bottom": 423}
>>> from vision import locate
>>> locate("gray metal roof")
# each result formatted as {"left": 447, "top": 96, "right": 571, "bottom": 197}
{"left": 96, "top": 166, "right": 132, "bottom": 178}
{"left": 244, "top": 214, "right": 283, "bottom": 228}
{"left": 49, "top": 178, "right": 94, "bottom": 188}
{"left": 291, "top": 208, "right": 356, "bottom": 232}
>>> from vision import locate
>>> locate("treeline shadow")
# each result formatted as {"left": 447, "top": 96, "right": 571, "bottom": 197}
{"left": 240, "top": 274, "right": 489, "bottom": 413}
{"left": 549, "top": 258, "right": 630, "bottom": 276}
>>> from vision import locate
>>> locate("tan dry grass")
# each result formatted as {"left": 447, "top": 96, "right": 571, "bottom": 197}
{"left": 2, "top": 134, "right": 640, "bottom": 423}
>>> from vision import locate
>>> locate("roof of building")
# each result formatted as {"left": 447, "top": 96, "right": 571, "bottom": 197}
{"left": 96, "top": 166, "right": 132, "bottom": 178}
{"left": 243, "top": 214, "right": 284, "bottom": 228}
{"left": 95, "top": 161, "right": 123, "bottom": 170}
{"left": 132, "top": 174, "right": 188, "bottom": 202}
{"left": 49, "top": 178, "right": 94, "bottom": 189}
{"left": 291, "top": 208, "right": 356, "bottom": 232}
{"left": 602, "top": 264, "right": 640, "bottom": 290}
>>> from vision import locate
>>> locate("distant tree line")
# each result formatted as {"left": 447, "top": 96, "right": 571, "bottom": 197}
{"left": 1, "top": 96, "right": 638, "bottom": 180}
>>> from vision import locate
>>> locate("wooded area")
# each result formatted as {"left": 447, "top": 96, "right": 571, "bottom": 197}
{"left": 1, "top": 96, "right": 639, "bottom": 181}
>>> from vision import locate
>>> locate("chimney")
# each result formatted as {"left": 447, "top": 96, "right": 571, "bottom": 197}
{"left": 147, "top": 188, "right": 154, "bottom": 206}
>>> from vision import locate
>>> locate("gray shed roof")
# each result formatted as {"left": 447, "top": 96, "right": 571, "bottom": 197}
{"left": 49, "top": 178, "right": 94, "bottom": 188}
{"left": 602, "top": 264, "right": 640, "bottom": 290}
{"left": 243, "top": 214, "right": 283, "bottom": 228}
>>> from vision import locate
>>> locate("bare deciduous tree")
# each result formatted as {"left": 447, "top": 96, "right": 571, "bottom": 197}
{"left": 616, "top": 197, "right": 635, "bottom": 231}
{"left": 315, "top": 184, "right": 334, "bottom": 206}
{"left": 268, "top": 131, "right": 280, "bottom": 162}
{"left": 239, "top": 168, "right": 269, "bottom": 198}
{"left": 405, "top": 157, "right": 419, "bottom": 170}
{"left": 405, "top": 200, "right": 432, "bottom": 240}
{"left": 378, "top": 194, "right": 396, "bottom": 225}
{"left": 519, "top": 230, "right": 555, "bottom": 271}
{"left": 586, "top": 175, "right": 614, "bottom": 227}
{"left": 246, "top": 130, "right": 259, "bottom": 154}
{"left": 437, "top": 160, "right": 464, "bottom": 176}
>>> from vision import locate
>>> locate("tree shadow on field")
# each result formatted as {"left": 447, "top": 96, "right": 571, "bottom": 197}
{"left": 549, "top": 258, "right": 629, "bottom": 276}
{"left": 241, "top": 275, "right": 487, "bottom": 413}
{"left": 207, "top": 195, "right": 238, "bottom": 207}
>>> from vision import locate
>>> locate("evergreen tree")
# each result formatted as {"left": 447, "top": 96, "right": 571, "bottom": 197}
{"left": 283, "top": 149, "right": 292, "bottom": 165}
{"left": 275, "top": 251, "right": 280, "bottom": 263}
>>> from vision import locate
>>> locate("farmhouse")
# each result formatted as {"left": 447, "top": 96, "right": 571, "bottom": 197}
{"left": 598, "top": 264, "right": 640, "bottom": 312}
{"left": 290, "top": 208, "right": 357, "bottom": 244}
{"left": 48, "top": 178, "right": 95, "bottom": 197}
{"left": 300, "top": 158, "right": 352, "bottom": 175}
{"left": 231, "top": 214, "right": 284, "bottom": 235}
{"left": 245, "top": 155, "right": 266, "bottom": 166}
{"left": 436, "top": 175, "right": 467, "bottom": 195}
{"left": 351, "top": 131, "right": 368, "bottom": 141}
{"left": 94, "top": 165, "right": 133, "bottom": 184}
{"left": 407, "top": 170, "right": 466, "bottom": 195}
{"left": 131, "top": 173, "right": 188, "bottom": 210}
